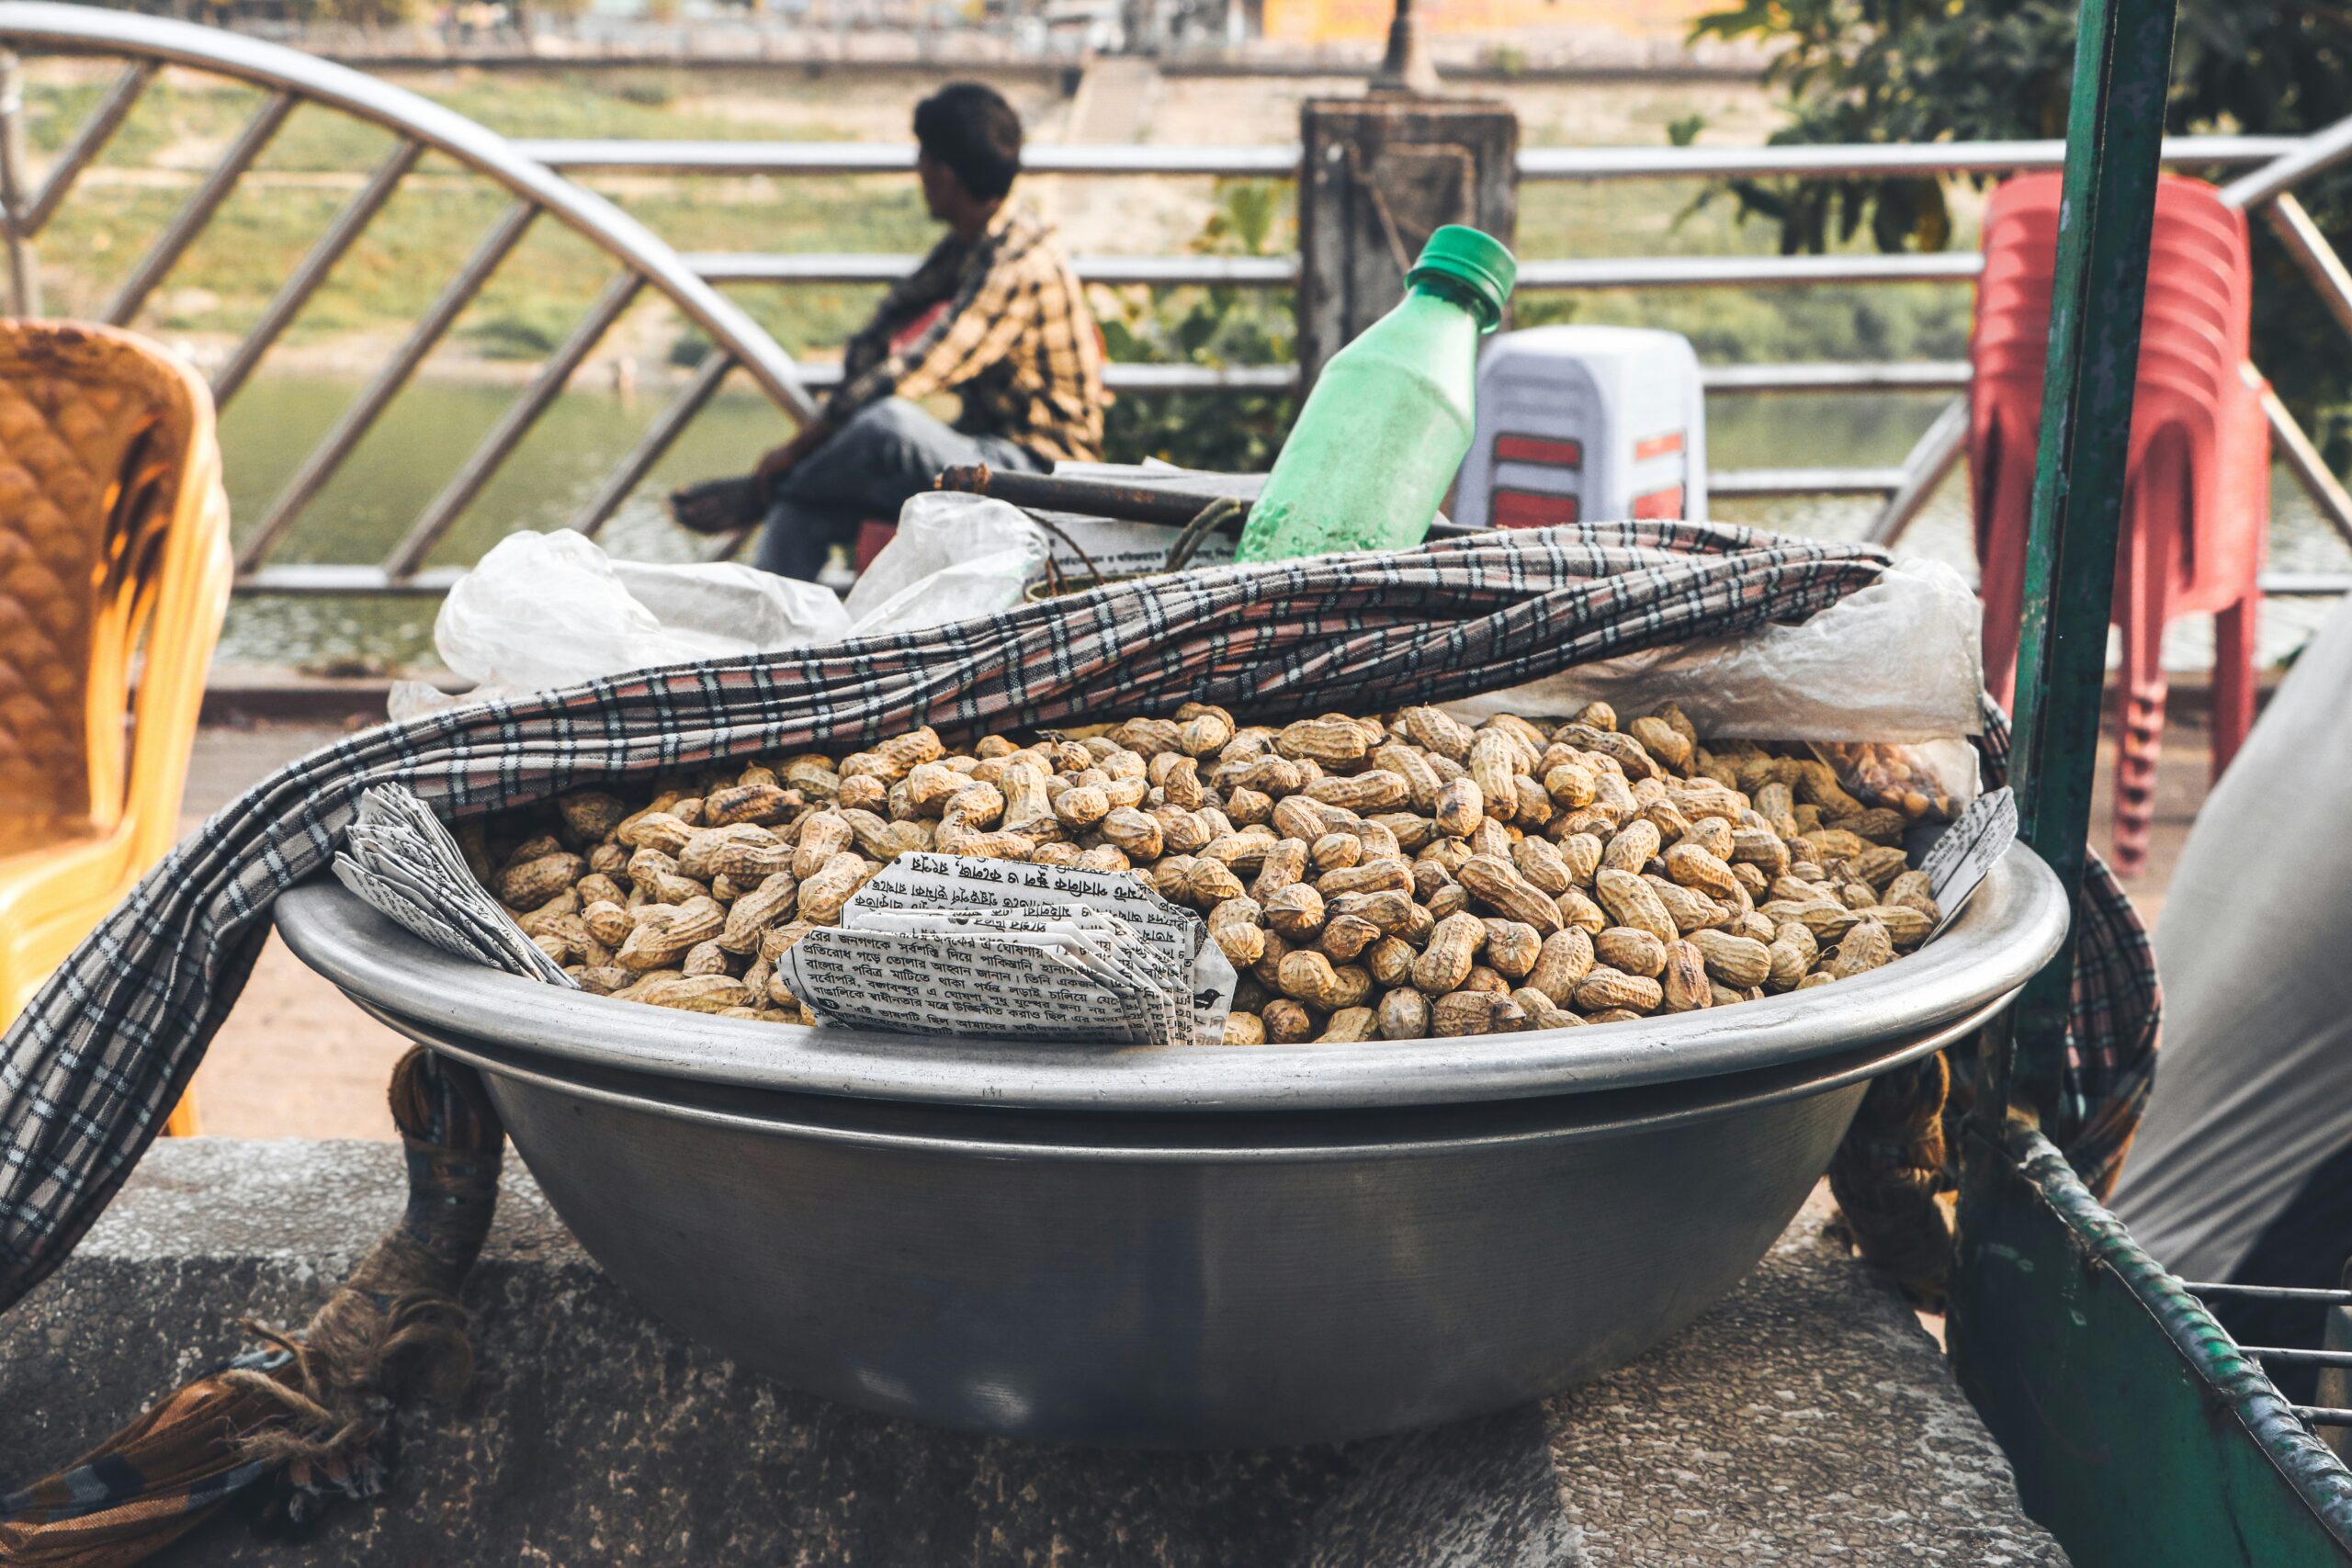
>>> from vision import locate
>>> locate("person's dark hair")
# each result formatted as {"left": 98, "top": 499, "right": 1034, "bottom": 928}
{"left": 913, "top": 83, "right": 1023, "bottom": 203}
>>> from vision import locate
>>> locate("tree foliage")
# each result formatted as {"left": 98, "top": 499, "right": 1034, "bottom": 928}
{"left": 1096, "top": 181, "right": 1298, "bottom": 471}
{"left": 1689, "top": 0, "right": 2352, "bottom": 446}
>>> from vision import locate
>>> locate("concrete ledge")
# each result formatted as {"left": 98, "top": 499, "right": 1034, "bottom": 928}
{"left": 1, "top": 1141, "right": 2060, "bottom": 1565}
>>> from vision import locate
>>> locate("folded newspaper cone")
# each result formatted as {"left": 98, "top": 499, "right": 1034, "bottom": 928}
{"left": 775, "top": 852, "right": 1237, "bottom": 1046}
{"left": 334, "top": 785, "right": 578, "bottom": 988}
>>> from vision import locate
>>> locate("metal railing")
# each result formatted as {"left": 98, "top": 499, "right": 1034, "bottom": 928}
{"left": 1, "top": 0, "right": 2350, "bottom": 605}
{"left": 0, "top": 0, "right": 819, "bottom": 592}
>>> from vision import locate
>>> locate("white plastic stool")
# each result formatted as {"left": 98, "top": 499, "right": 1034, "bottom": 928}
{"left": 1453, "top": 326, "right": 1708, "bottom": 529}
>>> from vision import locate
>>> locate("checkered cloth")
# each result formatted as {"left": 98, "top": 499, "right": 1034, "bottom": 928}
{"left": 0, "top": 520, "right": 2155, "bottom": 1313}
{"left": 1973, "top": 694, "right": 2161, "bottom": 1197}
{"left": 0, "top": 1351, "right": 289, "bottom": 1558}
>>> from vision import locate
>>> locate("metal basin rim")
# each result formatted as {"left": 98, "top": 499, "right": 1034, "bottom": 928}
{"left": 368, "top": 988, "right": 2008, "bottom": 1161}
{"left": 272, "top": 846, "right": 2066, "bottom": 1115}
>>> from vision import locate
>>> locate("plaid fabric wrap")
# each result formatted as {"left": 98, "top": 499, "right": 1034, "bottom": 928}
{"left": 0, "top": 521, "right": 2152, "bottom": 1312}
{"left": 1972, "top": 694, "right": 2162, "bottom": 1196}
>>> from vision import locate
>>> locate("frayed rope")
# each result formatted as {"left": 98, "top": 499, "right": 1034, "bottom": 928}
{"left": 0, "top": 1049, "right": 503, "bottom": 1566}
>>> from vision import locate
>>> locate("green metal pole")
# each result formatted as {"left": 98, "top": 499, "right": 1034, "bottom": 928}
{"left": 1945, "top": 22, "right": 2352, "bottom": 1562}
{"left": 1972, "top": 0, "right": 2178, "bottom": 1132}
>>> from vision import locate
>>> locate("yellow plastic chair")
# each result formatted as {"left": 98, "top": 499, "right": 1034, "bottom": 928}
{"left": 0, "top": 321, "right": 232, "bottom": 1136}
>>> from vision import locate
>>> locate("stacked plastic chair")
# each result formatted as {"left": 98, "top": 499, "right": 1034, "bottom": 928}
{"left": 0, "top": 321, "right": 232, "bottom": 1134}
{"left": 1969, "top": 173, "right": 2267, "bottom": 876}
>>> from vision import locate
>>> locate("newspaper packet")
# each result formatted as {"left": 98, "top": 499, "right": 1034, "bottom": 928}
{"left": 774, "top": 852, "right": 1235, "bottom": 1046}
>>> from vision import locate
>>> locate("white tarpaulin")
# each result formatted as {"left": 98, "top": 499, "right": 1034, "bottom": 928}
{"left": 2109, "top": 595, "right": 2352, "bottom": 1281}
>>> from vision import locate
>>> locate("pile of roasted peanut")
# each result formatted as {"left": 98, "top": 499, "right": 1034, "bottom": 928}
{"left": 469, "top": 701, "right": 1944, "bottom": 1044}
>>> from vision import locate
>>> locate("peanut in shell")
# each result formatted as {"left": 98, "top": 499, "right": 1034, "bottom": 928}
{"left": 616, "top": 896, "right": 726, "bottom": 971}
{"left": 1399, "top": 705, "right": 1475, "bottom": 761}
{"left": 1412, "top": 911, "right": 1487, "bottom": 995}
{"left": 1481, "top": 919, "right": 1544, "bottom": 979}
{"left": 1511, "top": 987, "right": 1584, "bottom": 1032}
{"left": 1593, "top": 868, "right": 1677, "bottom": 944}
{"left": 1264, "top": 883, "right": 1328, "bottom": 940}
{"left": 1663, "top": 842, "right": 1741, "bottom": 902}
{"left": 1457, "top": 855, "right": 1564, "bottom": 935}
{"left": 1433, "top": 989, "right": 1525, "bottom": 1037}
{"left": 497, "top": 851, "right": 586, "bottom": 910}
{"left": 1689, "top": 929, "right": 1772, "bottom": 989}
{"left": 796, "top": 853, "right": 876, "bottom": 926}
{"left": 1658, "top": 941, "right": 1713, "bottom": 1012}
{"left": 1207, "top": 897, "right": 1268, "bottom": 967}
{"left": 1593, "top": 926, "right": 1668, "bottom": 979}
{"left": 1825, "top": 918, "right": 1896, "bottom": 979}
{"left": 1433, "top": 777, "right": 1484, "bottom": 839}
{"left": 1574, "top": 965, "right": 1664, "bottom": 1016}
{"left": 718, "top": 872, "right": 799, "bottom": 953}
{"left": 1525, "top": 928, "right": 1596, "bottom": 1004}
{"left": 1316, "top": 1006, "right": 1381, "bottom": 1044}
{"left": 1378, "top": 987, "right": 1432, "bottom": 1040}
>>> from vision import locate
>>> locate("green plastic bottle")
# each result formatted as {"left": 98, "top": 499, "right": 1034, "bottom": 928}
{"left": 1234, "top": 224, "right": 1516, "bottom": 563}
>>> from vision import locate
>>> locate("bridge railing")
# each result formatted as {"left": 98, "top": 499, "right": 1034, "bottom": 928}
{"left": 1, "top": 0, "right": 2348, "bottom": 606}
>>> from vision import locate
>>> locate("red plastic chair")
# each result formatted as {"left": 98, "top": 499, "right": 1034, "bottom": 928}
{"left": 1969, "top": 173, "right": 2267, "bottom": 877}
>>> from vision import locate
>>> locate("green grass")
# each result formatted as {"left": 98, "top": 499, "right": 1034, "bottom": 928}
{"left": 37, "top": 150, "right": 931, "bottom": 360}
{"left": 24, "top": 70, "right": 862, "bottom": 164}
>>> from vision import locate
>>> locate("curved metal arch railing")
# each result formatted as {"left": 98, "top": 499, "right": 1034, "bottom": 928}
{"left": 0, "top": 0, "right": 818, "bottom": 587}
{"left": 5, "top": 3, "right": 2352, "bottom": 598}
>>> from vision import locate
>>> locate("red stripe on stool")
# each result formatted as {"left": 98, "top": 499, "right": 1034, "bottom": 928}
{"left": 1493, "top": 490, "right": 1581, "bottom": 528}
{"left": 1631, "top": 487, "right": 1685, "bottom": 520}
{"left": 1634, "top": 432, "right": 1686, "bottom": 460}
{"left": 1494, "top": 434, "right": 1583, "bottom": 468}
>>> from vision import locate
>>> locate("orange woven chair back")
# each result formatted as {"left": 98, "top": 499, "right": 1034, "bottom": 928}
{"left": 0, "top": 321, "right": 224, "bottom": 852}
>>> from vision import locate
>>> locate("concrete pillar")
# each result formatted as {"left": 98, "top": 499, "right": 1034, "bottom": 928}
{"left": 1296, "top": 96, "right": 1517, "bottom": 385}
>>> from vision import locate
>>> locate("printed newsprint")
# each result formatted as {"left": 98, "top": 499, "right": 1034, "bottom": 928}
{"left": 1919, "top": 785, "right": 2019, "bottom": 937}
{"left": 334, "top": 784, "right": 578, "bottom": 987}
{"left": 775, "top": 852, "right": 1235, "bottom": 1045}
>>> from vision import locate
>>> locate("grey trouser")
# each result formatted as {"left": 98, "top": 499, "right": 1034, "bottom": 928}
{"left": 752, "top": 398, "right": 1044, "bottom": 581}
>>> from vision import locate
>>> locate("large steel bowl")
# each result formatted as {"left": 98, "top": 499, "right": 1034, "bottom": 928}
{"left": 276, "top": 846, "right": 2066, "bottom": 1447}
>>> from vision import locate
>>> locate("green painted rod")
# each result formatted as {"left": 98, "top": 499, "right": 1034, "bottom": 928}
{"left": 1973, "top": 0, "right": 2181, "bottom": 1132}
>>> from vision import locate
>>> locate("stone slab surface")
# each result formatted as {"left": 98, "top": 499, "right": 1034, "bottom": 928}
{"left": 1547, "top": 1203, "right": 2064, "bottom": 1565}
{"left": 0, "top": 1140, "right": 2062, "bottom": 1566}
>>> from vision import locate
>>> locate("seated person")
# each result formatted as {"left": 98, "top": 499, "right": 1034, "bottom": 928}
{"left": 716, "top": 82, "right": 1107, "bottom": 581}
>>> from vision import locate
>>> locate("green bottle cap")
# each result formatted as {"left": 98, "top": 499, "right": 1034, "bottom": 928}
{"left": 1407, "top": 224, "right": 1517, "bottom": 332}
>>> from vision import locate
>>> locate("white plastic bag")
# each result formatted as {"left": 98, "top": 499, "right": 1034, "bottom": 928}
{"left": 1457, "top": 560, "right": 1982, "bottom": 741}
{"left": 843, "top": 491, "right": 1049, "bottom": 637}
{"left": 392, "top": 530, "right": 851, "bottom": 717}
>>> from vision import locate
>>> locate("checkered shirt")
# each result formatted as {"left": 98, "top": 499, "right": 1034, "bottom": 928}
{"left": 828, "top": 203, "right": 1107, "bottom": 466}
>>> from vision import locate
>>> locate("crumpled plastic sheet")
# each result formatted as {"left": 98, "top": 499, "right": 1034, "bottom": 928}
{"left": 1453, "top": 559, "right": 1986, "bottom": 807}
